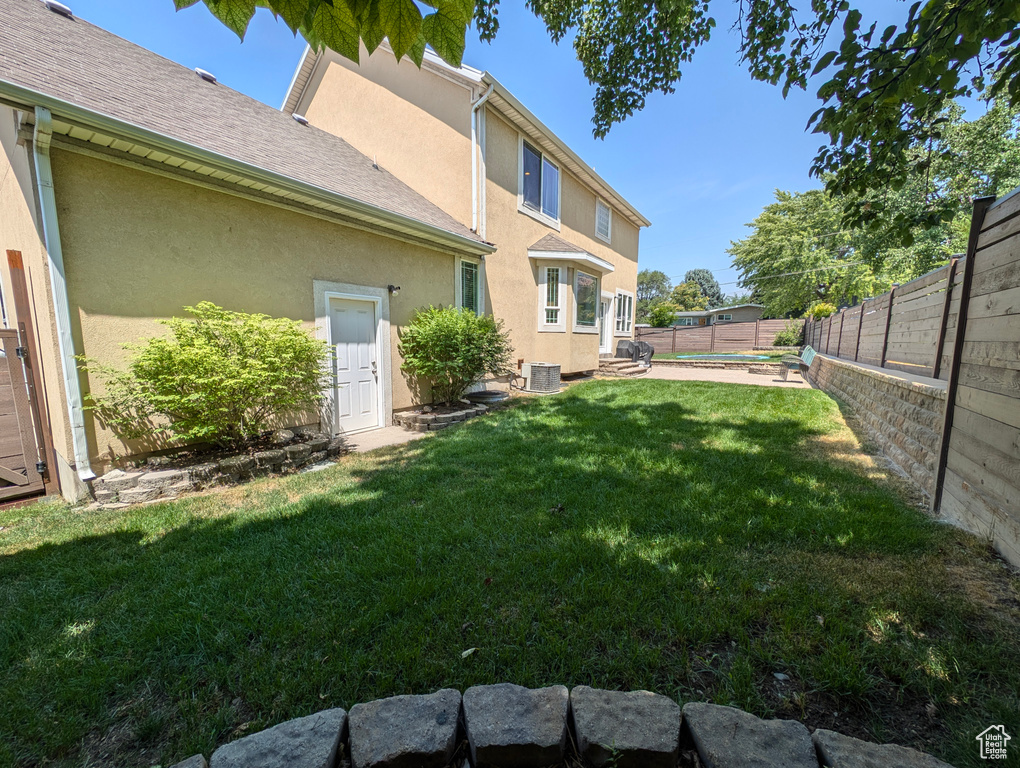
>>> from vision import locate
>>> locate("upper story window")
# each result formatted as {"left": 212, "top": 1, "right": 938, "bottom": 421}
{"left": 716, "top": 313, "right": 733, "bottom": 322}
{"left": 521, "top": 140, "right": 560, "bottom": 223}
{"left": 458, "top": 258, "right": 482, "bottom": 314}
{"left": 615, "top": 290, "right": 633, "bottom": 335}
{"left": 595, "top": 199, "right": 612, "bottom": 242}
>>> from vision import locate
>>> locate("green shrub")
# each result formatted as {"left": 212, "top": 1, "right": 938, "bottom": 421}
{"left": 773, "top": 320, "right": 805, "bottom": 346}
{"left": 806, "top": 301, "right": 838, "bottom": 319}
{"left": 399, "top": 306, "right": 514, "bottom": 404}
{"left": 82, "top": 302, "right": 329, "bottom": 446}
{"left": 647, "top": 301, "right": 680, "bottom": 327}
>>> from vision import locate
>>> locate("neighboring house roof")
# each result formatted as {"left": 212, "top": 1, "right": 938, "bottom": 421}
{"left": 0, "top": 0, "right": 493, "bottom": 256}
{"left": 673, "top": 304, "right": 765, "bottom": 318}
{"left": 282, "top": 44, "right": 651, "bottom": 230}
{"left": 528, "top": 233, "right": 614, "bottom": 273}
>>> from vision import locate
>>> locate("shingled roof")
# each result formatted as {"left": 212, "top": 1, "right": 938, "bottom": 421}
{"left": 0, "top": 0, "right": 490, "bottom": 252}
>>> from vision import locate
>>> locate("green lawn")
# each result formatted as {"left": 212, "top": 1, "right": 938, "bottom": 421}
{"left": 2, "top": 380, "right": 1017, "bottom": 767}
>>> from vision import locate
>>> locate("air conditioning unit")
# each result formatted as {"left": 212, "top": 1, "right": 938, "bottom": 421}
{"left": 521, "top": 362, "right": 561, "bottom": 393}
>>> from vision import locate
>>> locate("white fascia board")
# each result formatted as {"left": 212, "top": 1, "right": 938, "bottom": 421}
{"left": 528, "top": 249, "right": 615, "bottom": 273}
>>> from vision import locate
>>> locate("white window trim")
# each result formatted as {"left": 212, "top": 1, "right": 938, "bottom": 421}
{"left": 599, "top": 290, "right": 614, "bottom": 354}
{"left": 456, "top": 256, "right": 485, "bottom": 314}
{"left": 572, "top": 269, "right": 600, "bottom": 334}
{"left": 595, "top": 198, "right": 612, "bottom": 243}
{"left": 517, "top": 134, "right": 561, "bottom": 231}
{"left": 537, "top": 264, "right": 566, "bottom": 332}
{"left": 614, "top": 289, "right": 634, "bottom": 337}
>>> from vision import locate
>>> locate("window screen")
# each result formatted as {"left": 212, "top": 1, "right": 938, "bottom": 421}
{"left": 461, "top": 260, "right": 479, "bottom": 314}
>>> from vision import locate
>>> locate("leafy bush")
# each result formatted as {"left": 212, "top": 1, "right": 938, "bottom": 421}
{"left": 806, "top": 301, "right": 838, "bottom": 319}
{"left": 773, "top": 320, "right": 805, "bottom": 346}
{"left": 399, "top": 306, "right": 514, "bottom": 404}
{"left": 647, "top": 301, "right": 679, "bottom": 327}
{"left": 82, "top": 302, "right": 329, "bottom": 446}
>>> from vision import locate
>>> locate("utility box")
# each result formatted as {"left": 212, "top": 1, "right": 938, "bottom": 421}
{"left": 521, "top": 362, "right": 561, "bottom": 393}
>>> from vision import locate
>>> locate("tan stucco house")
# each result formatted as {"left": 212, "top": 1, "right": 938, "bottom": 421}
{"left": 0, "top": 0, "right": 647, "bottom": 503}
{"left": 282, "top": 43, "right": 650, "bottom": 372}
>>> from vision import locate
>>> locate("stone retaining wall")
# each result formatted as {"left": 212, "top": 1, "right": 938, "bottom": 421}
{"left": 807, "top": 354, "right": 946, "bottom": 498}
{"left": 91, "top": 432, "right": 347, "bottom": 509}
{"left": 393, "top": 403, "right": 488, "bottom": 432}
{"left": 169, "top": 684, "right": 955, "bottom": 768}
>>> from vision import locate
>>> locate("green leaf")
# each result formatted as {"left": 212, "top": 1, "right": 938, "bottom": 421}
{"left": 310, "top": 0, "right": 361, "bottom": 62}
{"left": 812, "top": 50, "right": 837, "bottom": 76}
{"left": 262, "top": 0, "right": 314, "bottom": 32}
{"left": 378, "top": 0, "right": 422, "bottom": 61}
{"left": 174, "top": 0, "right": 201, "bottom": 8}
{"left": 421, "top": 6, "right": 466, "bottom": 66}
{"left": 406, "top": 31, "right": 426, "bottom": 66}
{"left": 360, "top": 0, "right": 385, "bottom": 54}
{"left": 202, "top": 0, "right": 257, "bottom": 38}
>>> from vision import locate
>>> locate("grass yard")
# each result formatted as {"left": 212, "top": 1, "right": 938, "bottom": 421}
{"left": 2, "top": 379, "right": 1018, "bottom": 767}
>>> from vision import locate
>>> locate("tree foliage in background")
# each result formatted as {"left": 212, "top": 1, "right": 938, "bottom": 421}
{"left": 669, "top": 281, "right": 709, "bottom": 312}
{"left": 806, "top": 301, "right": 837, "bottom": 319}
{"left": 728, "top": 190, "right": 884, "bottom": 317}
{"left": 730, "top": 96, "right": 1020, "bottom": 316}
{"left": 82, "top": 302, "right": 329, "bottom": 447}
{"left": 399, "top": 306, "right": 514, "bottom": 404}
{"left": 182, "top": 0, "right": 1020, "bottom": 222}
{"left": 772, "top": 319, "right": 804, "bottom": 347}
{"left": 636, "top": 269, "right": 673, "bottom": 322}
{"left": 647, "top": 302, "right": 680, "bottom": 327}
{"left": 683, "top": 268, "right": 723, "bottom": 307}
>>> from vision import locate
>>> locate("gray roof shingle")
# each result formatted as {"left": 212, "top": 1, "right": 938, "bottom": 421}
{"left": 528, "top": 233, "right": 588, "bottom": 253}
{"left": 0, "top": 0, "right": 483, "bottom": 244}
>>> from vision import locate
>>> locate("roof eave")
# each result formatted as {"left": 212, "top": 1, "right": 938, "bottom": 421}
{"left": 0, "top": 79, "right": 494, "bottom": 257}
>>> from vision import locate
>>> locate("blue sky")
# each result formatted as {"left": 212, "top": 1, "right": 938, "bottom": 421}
{"left": 63, "top": 0, "right": 877, "bottom": 294}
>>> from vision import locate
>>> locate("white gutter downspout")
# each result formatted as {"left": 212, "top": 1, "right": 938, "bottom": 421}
{"left": 471, "top": 84, "right": 494, "bottom": 233}
{"left": 32, "top": 106, "right": 94, "bottom": 482}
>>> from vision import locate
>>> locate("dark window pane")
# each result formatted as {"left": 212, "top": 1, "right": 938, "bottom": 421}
{"left": 522, "top": 143, "right": 541, "bottom": 210}
{"left": 461, "top": 261, "right": 479, "bottom": 313}
{"left": 542, "top": 158, "right": 559, "bottom": 219}
{"left": 576, "top": 272, "right": 597, "bottom": 326}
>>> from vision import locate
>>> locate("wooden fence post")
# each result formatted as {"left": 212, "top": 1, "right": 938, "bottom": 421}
{"left": 933, "top": 196, "right": 994, "bottom": 514}
{"left": 754, "top": 319, "right": 760, "bottom": 347}
{"left": 710, "top": 322, "right": 716, "bottom": 353}
{"left": 835, "top": 310, "right": 845, "bottom": 358}
{"left": 854, "top": 301, "right": 865, "bottom": 361}
{"left": 879, "top": 286, "right": 898, "bottom": 368}
{"left": 825, "top": 317, "right": 833, "bottom": 354}
{"left": 671, "top": 326, "right": 676, "bottom": 354}
{"left": 932, "top": 259, "right": 959, "bottom": 379}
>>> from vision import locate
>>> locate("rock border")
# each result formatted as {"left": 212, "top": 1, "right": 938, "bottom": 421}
{"left": 90, "top": 432, "right": 347, "bottom": 510}
{"left": 169, "top": 685, "right": 957, "bottom": 768}
{"left": 393, "top": 402, "right": 488, "bottom": 432}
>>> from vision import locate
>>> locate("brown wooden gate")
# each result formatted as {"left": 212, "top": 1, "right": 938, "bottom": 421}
{"left": 0, "top": 328, "right": 45, "bottom": 500}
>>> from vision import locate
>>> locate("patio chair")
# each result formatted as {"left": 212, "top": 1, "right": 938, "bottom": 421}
{"left": 780, "top": 346, "right": 816, "bottom": 381}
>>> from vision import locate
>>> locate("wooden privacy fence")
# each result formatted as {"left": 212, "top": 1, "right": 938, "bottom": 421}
{"left": 804, "top": 258, "right": 963, "bottom": 380}
{"left": 635, "top": 318, "right": 801, "bottom": 354}
{"left": 805, "top": 194, "right": 1019, "bottom": 565}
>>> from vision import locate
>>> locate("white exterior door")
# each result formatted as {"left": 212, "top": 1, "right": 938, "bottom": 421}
{"left": 599, "top": 297, "right": 611, "bottom": 354}
{"left": 329, "top": 297, "right": 379, "bottom": 433}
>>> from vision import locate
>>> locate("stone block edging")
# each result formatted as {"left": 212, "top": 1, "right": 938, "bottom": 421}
{"left": 393, "top": 402, "right": 488, "bottom": 432}
{"left": 169, "top": 685, "right": 958, "bottom": 768}
{"left": 90, "top": 433, "right": 347, "bottom": 510}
